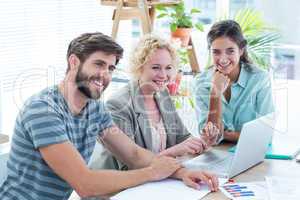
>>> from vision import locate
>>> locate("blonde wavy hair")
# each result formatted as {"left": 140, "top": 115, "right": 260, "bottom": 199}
{"left": 129, "top": 34, "right": 179, "bottom": 79}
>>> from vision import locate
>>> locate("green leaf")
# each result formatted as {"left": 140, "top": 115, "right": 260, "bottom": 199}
{"left": 156, "top": 13, "right": 168, "bottom": 19}
{"left": 170, "top": 13, "right": 177, "bottom": 19}
{"left": 190, "top": 8, "right": 201, "bottom": 14}
{"left": 156, "top": 1, "right": 203, "bottom": 31}
{"left": 235, "top": 8, "right": 271, "bottom": 37}
{"left": 178, "top": 16, "right": 192, "bottom": 28}
{"left": 155, "top": 5, "right": 167, "bottom": 11}
{"left": 195, "top": 23, "right": 204, "bottom": 31}
{"left": 188, "top": 97, "right": 195, "bottom": 108}
{"left": 246, "top": 32, "right": 280, "bottom": 68}
{"left": 170, "top": 23, "right": 177, "bottom": 32}
{"left": 175, "top": 99, "right": 182, "bottom": 109}
{"left": 178, "top": 48, "right": 189, "bottom": 66}
{"left": 175, "top": 2, "right": 185, "bottom": 16}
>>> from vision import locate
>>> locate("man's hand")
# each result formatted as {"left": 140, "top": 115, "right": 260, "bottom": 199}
{"left": 211, "top": 70, "right": 230, "bottom": 97}
{"left": 175, "top": 168, "right": 219, "bottom": 192}
{"left": 160, "top": 137, "right": 208, "bottom": 157}
{"left": 201, "top": 122, "right": 221, "bottom": 147}
{"left": 148, "top": 156, "right": 181, "bottom": 181}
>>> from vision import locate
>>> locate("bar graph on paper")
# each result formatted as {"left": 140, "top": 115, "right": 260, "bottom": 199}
{"left": 220, "top": 182, "right": 268, "bottom": 200}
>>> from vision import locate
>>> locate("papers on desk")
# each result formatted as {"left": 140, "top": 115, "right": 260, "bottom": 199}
{"left": 265, "top": 176, "right": 300, "bottom": 200}
{"left": 220, "top": 182, "right": 268, "bottom": 200}
{"left": 111, "top": 178, "right": 228, "bottom": 200}
{"left": 220, "top": 177, "right": 300, "bottom": 200}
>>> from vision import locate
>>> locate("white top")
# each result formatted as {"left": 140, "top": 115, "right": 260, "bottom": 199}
{"left": 149, "top": 118, "right": 167, "bottom": 154}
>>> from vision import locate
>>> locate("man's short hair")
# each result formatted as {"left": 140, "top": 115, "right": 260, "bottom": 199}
{"left": 66, "top": 32, "right": 123, "bottom": 72}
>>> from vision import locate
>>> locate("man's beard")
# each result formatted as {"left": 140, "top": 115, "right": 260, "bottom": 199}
{"left": 75, "top": 67, "right": 107, "bottom": 99}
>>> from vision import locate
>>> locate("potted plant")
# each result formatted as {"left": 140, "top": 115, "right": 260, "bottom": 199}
{"left": 156, "top": 1, "right": 204, "bottom": 46}
{"left": 235, "top": 9, "right": 280, "bottom": 69}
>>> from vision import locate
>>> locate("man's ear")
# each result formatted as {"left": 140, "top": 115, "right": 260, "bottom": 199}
{"left": 68, "top": 54, "right": 80, "bottom": 71}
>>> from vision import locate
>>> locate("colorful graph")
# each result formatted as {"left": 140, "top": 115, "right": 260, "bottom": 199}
{"left": 222, "top": 184, "right": 255, "bottom": 197}
{"left": 220, "top": 182, "right": 268, "bottom": 200}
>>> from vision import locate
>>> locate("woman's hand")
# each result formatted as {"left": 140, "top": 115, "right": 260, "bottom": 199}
{"left": 160, "top": 137, "right": 208, "bottom": 157}
{"left": 211, "top": 70, "right": 230, "bottom": 97}
{"left": 201, "top": 122, "right": 222, "bottom": 147}
{"left": 176, "top": 168, "right": 219, "bottom": 192}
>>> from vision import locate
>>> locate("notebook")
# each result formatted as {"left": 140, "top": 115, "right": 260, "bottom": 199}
{"left": 229, "top": 135, "right": 300, "bottom": 160}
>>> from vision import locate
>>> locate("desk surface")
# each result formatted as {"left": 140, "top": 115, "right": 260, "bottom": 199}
{"left": 203, "top": 143, "right": 300, "bottom": 199}
{"left": 69, "top": 142, "right": 300, "bottom": 200}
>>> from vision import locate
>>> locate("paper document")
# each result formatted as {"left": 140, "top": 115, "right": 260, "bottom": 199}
{"left": 111, "top": 178, "right": 228, "bottom": 200}
{"left": 266, "top": 176, "right": 300, "bottom": 200}
{"left": 220, "top": 182, "right": 268, "bottom": 200}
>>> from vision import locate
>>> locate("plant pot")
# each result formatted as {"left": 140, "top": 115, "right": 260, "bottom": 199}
{"left": 171, "top": 28, "right": 192, "bottom": 47}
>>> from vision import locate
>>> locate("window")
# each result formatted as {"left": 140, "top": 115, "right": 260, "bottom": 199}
{"left": 229, "top": 0, "right": 254, "bottom": 17}
{"left": 0, "top": 0, "right": 132, "bottom": 136}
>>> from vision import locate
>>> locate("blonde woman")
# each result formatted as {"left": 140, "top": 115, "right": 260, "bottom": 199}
{"left": 90, "top": 34, "right": 221, "bottom": 171}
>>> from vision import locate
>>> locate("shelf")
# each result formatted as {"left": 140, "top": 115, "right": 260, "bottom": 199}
{"left": 100, "top": 0, "right": 200, "bottom": 72}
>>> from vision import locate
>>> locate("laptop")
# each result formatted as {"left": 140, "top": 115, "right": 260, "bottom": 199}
{"left": 183, "top": 113, "right": 275, "bottom": 178}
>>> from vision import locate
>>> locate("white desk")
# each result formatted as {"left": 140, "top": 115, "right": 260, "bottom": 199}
{"left": 201, "top": 143, "right": 300, "bottom": 199}
{"left": 68, "top": 142, "right": 300, "bottom": 200}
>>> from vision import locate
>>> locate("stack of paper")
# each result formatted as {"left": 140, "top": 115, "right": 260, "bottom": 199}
{"left": 265, "top": 176, "right": 300, "bottom": 200}
{"left": 111, "top": 178, "right": 228, "bottom": 200}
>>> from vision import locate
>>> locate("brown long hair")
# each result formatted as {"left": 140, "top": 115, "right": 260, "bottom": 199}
{"left": 207, "top": 20, "right": 252, "bottom": 64}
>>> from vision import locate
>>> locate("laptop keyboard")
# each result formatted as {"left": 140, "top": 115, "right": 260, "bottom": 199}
{"left": 209, "top": 156, "right": 233, "bottom": 171}
{"left": 183, "top": 150, "right": 233, "bottom": 175}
